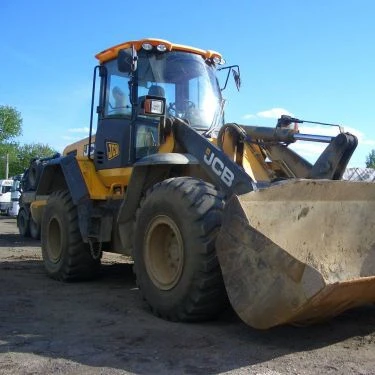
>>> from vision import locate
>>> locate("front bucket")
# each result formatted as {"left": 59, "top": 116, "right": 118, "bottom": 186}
{"left": 216, "top": 179, "right": 375, "bottom": 329}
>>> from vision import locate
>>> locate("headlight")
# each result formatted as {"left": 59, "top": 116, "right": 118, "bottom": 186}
{"left": 156, "top": 44, "right": 167, "bottom": 52}
{"left": 213, "top": 56, "right": 225, "bottom": 65}
{"left": 142, "top": 43, "right": 153, "bottom": 51}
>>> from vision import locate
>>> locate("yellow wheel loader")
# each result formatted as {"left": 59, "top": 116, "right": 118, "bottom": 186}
{"left": 25, "top": 38, "right": 375, "bottom": 329}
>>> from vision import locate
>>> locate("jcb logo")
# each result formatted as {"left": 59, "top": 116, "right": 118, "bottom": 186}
{"left": 83, "top": 143, "right": 95, "bottom": 157}
{"left": 203, "top": 148, "right": 234, "bottom": 187}
{"left": 106, "top": 142, "right": 120, "bottom": 160}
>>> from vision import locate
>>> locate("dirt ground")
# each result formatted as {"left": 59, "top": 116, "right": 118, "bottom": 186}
{"left": 1, "top": 216, "right": 375, "bottom": 375}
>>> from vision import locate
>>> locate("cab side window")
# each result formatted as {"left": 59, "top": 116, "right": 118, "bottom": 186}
{"left": 104, "top": 60, "right": 132, "bottom": 117}
{"left": 1, "top": 186, "right": 11, "bottom": 194}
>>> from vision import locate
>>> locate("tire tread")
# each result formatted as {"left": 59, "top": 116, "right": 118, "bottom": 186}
{"left": 41, "top": 190, "right": 100, "bottom": 281}
{"left": 134, "top": 177, "right": 228, "bottom": 322}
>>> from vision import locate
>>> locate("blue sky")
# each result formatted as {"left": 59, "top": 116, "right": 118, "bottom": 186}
{"left": 1, "top": 0, "right": 374, "bottom": 167}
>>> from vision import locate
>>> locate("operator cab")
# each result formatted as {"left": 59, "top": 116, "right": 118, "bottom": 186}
{"left": 92, "top": 39, "right": 229, "bottom": 170}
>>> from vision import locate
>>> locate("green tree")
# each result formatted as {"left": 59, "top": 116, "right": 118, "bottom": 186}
{"left": 0, "top": 142, "right": 17, "bottom": 179}
{"left": 0, "top": 105, "right": 22, "bottom": 178}
{"left": 0, "top": 105, "right": 22, "bottom": 142}
{"left": 0, "top": 105, "right": 57, "bottom": 179}
{"left": 366, "top": 150, "right": 375, "bottom": 168}
{"left": 0, "top": 105, "right": 58, "bottom": 178}
{"left": 0, "top": 143, "right": 58, "bottom": 178}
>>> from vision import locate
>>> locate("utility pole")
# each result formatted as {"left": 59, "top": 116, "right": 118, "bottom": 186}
{"left": 5, "top": 153, "right": 9, "bottom": 179}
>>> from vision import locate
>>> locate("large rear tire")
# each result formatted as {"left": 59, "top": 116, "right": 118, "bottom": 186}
{"left": 17, "top": 207, "right": 30, "bottom": 237}
{"left": 41, "top": 190, "right": 100, "bottom": 281}
{"left": 133, "top": 177, "right": 228, "bottom": 321}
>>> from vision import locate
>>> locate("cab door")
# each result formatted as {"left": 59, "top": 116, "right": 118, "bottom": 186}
{"left": 94, "top": 61, "right": 133, "bottom": 170}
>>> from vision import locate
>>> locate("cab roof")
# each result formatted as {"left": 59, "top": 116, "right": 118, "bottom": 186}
{"left": 95, "top": 38, "right": 222, "bottom": 64}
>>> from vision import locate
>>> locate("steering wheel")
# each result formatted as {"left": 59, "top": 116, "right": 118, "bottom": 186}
{"left": 168, "top": 101, "right": 195, "bottom": 118}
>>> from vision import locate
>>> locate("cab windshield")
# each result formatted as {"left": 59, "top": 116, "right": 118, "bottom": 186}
{"left": 137, "top": 50, "right": 223, "bottom": 131}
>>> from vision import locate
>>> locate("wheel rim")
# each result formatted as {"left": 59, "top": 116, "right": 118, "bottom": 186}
{"left": 47, "top": 217, "right": 62, "bottom": 263}
{"left": 145, "top": 215, "right": 184, "bottom": 290}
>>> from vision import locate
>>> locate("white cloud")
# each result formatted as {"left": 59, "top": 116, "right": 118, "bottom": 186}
{"left": 288, "top": 124, "right": 338, "bottom": 161}
{"left": 290, "top": 142, "right": 327, "bottom": 159}
{"left": 288, "top": 124, "right": 375, "bottom": 164}
{"left": 298, "top": 124, "right": 375, "bottom": 147}
{"left": 361, "top": 139, "right": 375, "bottom": 146}
{"left": 242, "top": 108, "right": 294, "bottom": 121}
{"left": 343, "top": 126, "right": 375, "bottom": 146}
{"left": 257, "top": 108, "right": 294, "bottom": 119}
{"left": 68, "top": 127, "right": 90, "bottom": 133}
{"left": 61, "top": 135, "right": 79, "bottom": 141}
{"left": 297, "top": 124, "right": 339, "bottom": 136}
{"left": 242, "top": 114, "right": 255, "bottom": 120}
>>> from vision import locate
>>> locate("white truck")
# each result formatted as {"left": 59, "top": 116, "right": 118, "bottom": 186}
{"left": 9, "top": 177, "right": 22, "bottom": 216}
{"left": 0, "top": 179, "right": 13, "bottom": 214}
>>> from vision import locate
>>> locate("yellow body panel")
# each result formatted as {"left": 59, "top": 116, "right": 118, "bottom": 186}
{"left": 63, "top": 135, "right": 96, "bottom": 157}
{"left": 78, "top": 160, "right": 128, "bottom": 199}
{"left": 242, "top": 144, "right": 272, "bottom": 182}
{"left": 96, "top": 167, "right": 132, "bottom": 189}
{"left": 64, "top": 132, "right": 175, "bottom": 195}
{"left": 219, "top": 128, "right": 271, "bottom": 182}
{"left": 158, "top": 133, "right": 175, "bottom": 153}
{"left": 30, "top": 199, "right": 47, "bottom": 224}
{"left": 57, "top": 127, "right": 176, "bottom": 204}
{"left": 95, "top": 133, "right": 175, "bottom": 188}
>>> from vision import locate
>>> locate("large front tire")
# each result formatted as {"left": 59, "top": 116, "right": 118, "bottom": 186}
{"left": 133, "top": 177, "right": 228, "bottom": 322}
{"left": 41, "top": 190, "right": 100, "bottom": 281}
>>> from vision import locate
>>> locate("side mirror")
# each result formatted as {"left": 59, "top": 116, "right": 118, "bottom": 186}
{"left": 218, "top": 65, "right": 241, "bottom": 91}
{"left": 117, "top": 47, "right": 137, "bottom": 72}
{"left": 232, "top": 69, "right": 241, "bottom": 91}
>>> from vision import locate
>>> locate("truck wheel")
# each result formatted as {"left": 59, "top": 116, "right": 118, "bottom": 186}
{"left": 133, "top": 177, "right": 228, "bottom": 321}
{"left": 29, "top": 218, "right": 41, "bottom": 240}
{"left": 17, "top": 208, "right": 30, "bottom": 237}
{"left": 41, "top": 190, "right": 100, "bottom": 281}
